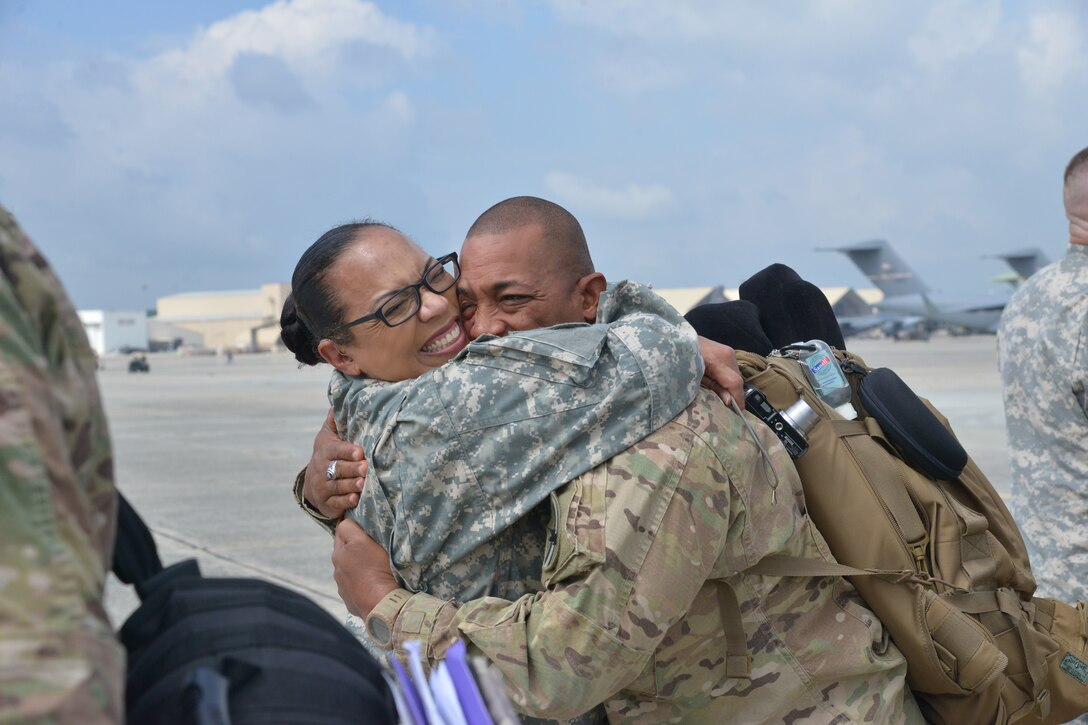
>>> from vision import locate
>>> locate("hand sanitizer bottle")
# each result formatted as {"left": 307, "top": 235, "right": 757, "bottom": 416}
{"left": 800, "top": 340, "right": 857, "bottom": 420}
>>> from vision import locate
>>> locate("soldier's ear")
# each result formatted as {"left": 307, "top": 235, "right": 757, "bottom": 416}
{"left": 577, "top": 273, "right": 607, "bottom": 323}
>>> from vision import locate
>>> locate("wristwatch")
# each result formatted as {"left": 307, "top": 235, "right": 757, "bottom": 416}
{"left": 365, "top": 588, "right": 413, "bottom": 648}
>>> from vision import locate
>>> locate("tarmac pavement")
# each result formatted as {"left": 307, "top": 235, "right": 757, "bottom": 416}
{"left": 101, "top": 335, "right": 1012, "bottom": 629}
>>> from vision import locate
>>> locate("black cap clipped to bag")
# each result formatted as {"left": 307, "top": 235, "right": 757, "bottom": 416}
{"left": 685, "top": 299, "right": 774, "bottom": 355}
{"left": 739, "top": 263, "right": 847, "bottom": 351}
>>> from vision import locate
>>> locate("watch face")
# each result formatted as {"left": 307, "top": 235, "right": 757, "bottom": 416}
{"left": 367, "top": 616, "right": 393, "bottom": 646}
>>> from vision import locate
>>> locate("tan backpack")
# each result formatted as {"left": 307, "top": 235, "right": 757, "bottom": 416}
{"left": 736, "top": 347, "right": 1088, "bottom": 725}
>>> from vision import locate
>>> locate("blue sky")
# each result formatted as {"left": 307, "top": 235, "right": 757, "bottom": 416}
{"left": 1, "top": 0, "right": 1085, "bottom": 309}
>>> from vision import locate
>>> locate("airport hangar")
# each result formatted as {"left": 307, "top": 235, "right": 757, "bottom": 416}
{"left": 153, "top": 283, "right": 291, "bottom": 352}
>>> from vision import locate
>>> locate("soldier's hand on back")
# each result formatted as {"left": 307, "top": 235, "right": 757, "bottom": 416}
{"left": 304, "top": 408, "right": 367, "bottom": 519}
{"left": 333, "top": 520, "right": 398, "bottom": 618}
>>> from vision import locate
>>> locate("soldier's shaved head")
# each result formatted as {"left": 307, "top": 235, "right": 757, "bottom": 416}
{"left": 1064, "top": 146, "right": 1088, "bottom": 246}
{"left": 458, "top": 196, "right": 607, "bottom": 339}
{"left": 466, "top": 196, "right": 595, "bottom": 279}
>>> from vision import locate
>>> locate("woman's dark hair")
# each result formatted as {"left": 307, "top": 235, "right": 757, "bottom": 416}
{"left": 280, "top": 220, "right": 398, "bottom": 366}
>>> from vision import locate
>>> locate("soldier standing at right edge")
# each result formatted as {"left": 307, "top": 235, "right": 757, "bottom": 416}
{"left": 998, "top": 145, "right": 1088, "bottom": 606}
{"left": 0, "top": 204, "right": 123, "bottom": 723}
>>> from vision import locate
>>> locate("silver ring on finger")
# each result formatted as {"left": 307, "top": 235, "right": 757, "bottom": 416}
{"left": 326, "top": 460, "right": 338, "bottom": 480}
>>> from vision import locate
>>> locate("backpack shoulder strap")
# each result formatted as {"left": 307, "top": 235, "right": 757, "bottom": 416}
{"left": 112, "top": 491, "right": 164, "bottom": 592}
{"left": 829, "top": 418, "right": 931, "bottom": 575}
{"left": 714, "top": 581, "right": 753, "bottom": 680}
{"left": 744, "top": 553, "right": 915, "bottom": 582}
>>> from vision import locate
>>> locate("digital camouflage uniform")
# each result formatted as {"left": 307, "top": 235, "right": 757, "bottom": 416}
{"left": 0, "top": 205, "right": 123, "bottom": 723}
{"left": 998, "top": 243, "right": 1088, "bottom": 602}
{"left": 328, "top": 281, "right": 703, "bottom": 606}
{"left": 374, "top": 389, "right": 922, "bottom": 724}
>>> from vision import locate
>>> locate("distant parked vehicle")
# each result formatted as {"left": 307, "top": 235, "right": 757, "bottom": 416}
{"left": 128, "top": 355, "right": 150, "bottom": 373}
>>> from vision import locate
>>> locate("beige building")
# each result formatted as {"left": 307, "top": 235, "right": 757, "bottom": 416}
{"left": 651, "top": 286, "right": 729, "bottom": 314}
{"left": 820, "top": 287, "right": 882, "bottom": 318}
{"left": 854, "top": 288, "right": 884, "bottom": 307}
{"left": 147, "top": 319, "right": 204, "bottom": 351}
{"left": 156, "top": 283, "right": 290, "bottom": 352}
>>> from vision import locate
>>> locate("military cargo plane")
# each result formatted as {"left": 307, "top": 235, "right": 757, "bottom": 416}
{"left": 820, "top": 239, "right": 1007, "bottom": 338}
{"left": 986, "top": 248, "right": 1049, "bottom": 287}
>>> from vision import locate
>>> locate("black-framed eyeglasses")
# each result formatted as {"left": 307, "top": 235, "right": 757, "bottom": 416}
{"left": 328, "top": 252, "right": 460, "bottom": 333}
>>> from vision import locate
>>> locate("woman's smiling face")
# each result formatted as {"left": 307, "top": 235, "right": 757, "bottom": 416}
{"left": 317, "top": 227, "right": 467, "bottom": 382}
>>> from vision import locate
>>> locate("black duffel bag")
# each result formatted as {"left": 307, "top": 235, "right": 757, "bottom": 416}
{"left": 113, "top": 492, "right": 396, "bottom": 725}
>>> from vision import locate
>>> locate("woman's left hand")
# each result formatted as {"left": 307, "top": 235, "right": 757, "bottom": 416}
{"left": 698, "top": 336, "right": 745, "bottom": 411}
{"left": 332, "top": 520, "right": 400, "bottom": 618}
{"left": 305, "top": 409, "right": 367, "bottom": 519}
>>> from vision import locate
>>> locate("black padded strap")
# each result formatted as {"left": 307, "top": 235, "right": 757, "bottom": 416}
{"left": 112, "top": 490, "right": 164, "bottom": 589}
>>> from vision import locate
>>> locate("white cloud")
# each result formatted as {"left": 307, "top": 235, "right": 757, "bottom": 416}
{"left": 547, "top": 0, "right": 727, "bottom": 42}
{"left": 593, "top": 55, "right": 679, "bottom": 96}
{"left": 4, "top": 0, "right": 1086, "bottom": 309}
{"left": 0, "top": 0, "right": 436, "bottom": 307}
{"left": 908, "top": 0, "right": 1002, "bottom": 70}
{"left": 66, "top": 0, "right": 430, "bottom": 158}
{"left": 1017, "top": 11, "right": 1087, "bottom": 94}
{"left": 711, "top": 129, "right": 902, "bottom": 251}
{"left": 544, "top": 172, "right": 675, "bottom": 221}
{"left": 115, "top": 0, "right": 432, "bottom": 128}
{"left": 548, "top": 0, "right": 901, "bottom": 54}
{"left": 18, "top": 0, "right": 432, "bottom": 167}
{"left": 228, "top": 52, "right": 314, "bottom": 111}
{"left": 382, "top": 90, "right": 414, "bottom": 122}
{"left": 141, "top": 0, "right": 428, "bottom": 85}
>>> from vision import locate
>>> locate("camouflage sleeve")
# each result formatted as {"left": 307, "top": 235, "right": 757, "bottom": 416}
{"left": 380, "top": 413, "right": 732, "bottom": 720}
{"left": 0, "top": 204, "right": 124, "bottom": 722}
{"left": 331, "top": 280, "right": 704, "bottom": 596}
{"left": 331, "top": 280, "right": 702, "bottom": 451}
{"left": 581, "top": 280, "right": 705, "bottom": 430}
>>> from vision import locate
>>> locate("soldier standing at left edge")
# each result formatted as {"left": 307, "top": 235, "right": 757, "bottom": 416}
{"left": 0, "top": 204, "right": 124, "bottom": 723}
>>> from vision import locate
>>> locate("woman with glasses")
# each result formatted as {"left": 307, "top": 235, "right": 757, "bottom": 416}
{"left": 279, "top": 220, "right": 704, "bottom": 622}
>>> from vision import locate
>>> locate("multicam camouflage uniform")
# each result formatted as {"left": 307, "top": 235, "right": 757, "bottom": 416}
{"left": 328, "top": 281, "right": 703, "bottom": 605}
{"left": 0, "top": 205, "right": 123, "bottom": 723}
{"left": 998, "top": 243, "right": 1088, "bottom": 602}
{"left": 375, "top": 389, "right": 922, "bottom": 723}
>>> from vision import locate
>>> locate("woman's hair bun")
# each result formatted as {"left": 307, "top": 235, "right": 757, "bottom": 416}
{"left": 284, "top": 220, "right": 396, "bottom": 369}
{"left": 280, "top": 294, "right": 322, "bottom": 366}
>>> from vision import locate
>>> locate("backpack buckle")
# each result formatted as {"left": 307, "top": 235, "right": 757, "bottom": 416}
{"left": 1035, "top": 688, "right": 1051, "bottom": 720}
{"left": 909, "top": 533, "right": 931, "bottom": 576}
